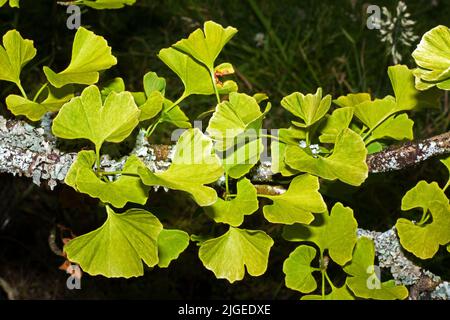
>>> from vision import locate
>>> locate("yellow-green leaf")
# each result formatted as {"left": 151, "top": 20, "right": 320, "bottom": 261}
{"left": 412, "top": 25, "right": 450, "bottom": 90}
{"left": 198, "top": 227, "right": 273, "bottom": 283}
{"left": 262, "top": 174, "right": 326, "bottom": 225}
{"left": 285, "top": 128, "right": 368, "bottom": 186}
{"left": 173, "top": 20, "right": 237, "bottom": 69}
{"left": 365, "top": 114, "right": 413, "bottom": 144}
{"left": 204, "top": 178, "right": 258, "bottom": 227}
{"left": 137, "top": 129, "right": 223, "bottom": 206}
{"left": 334, "top": 93, "right": 371, "bottom": 108}
{"left": 344, "top": 237, "right": 408, "bottom": 300}
{"left": 43, "top": 27, "right": 117, "bottom": 88}
{"left": 281, "top": 88, "right": 331, "bottom": 127}
{"left": 282, "top": 202, "right": 357, "bottom": 265}
{"left": 0, "top": 30, "right": 36, "bottom": 85}
{"left": 157, "top": 229, "right": 190, "bottom": 268}
{"left": 396, "top": 181, "right": 450, "bottom": 259}
{"left": 318, "top": 107, "right": 354, "bottom": 143}
{"left": 6, "top": 85, "right": 74, "bottom": 121}
{"left": 52, "top": 85, "right": 140, "bottom": 151}
{"left": 65, "top": 206, "right": 162, "bottom": 278}
{"left": 65, "top": 151, "right": 150, "bottom": 208}
{"left": 282, "top": 245, "right": 318, "bottom": 293}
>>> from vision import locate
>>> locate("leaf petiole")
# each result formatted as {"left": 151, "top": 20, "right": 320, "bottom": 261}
{"left": 33, "top": 82, "right": 48, "bottom": 102}
{"left": 210, "top": 68, "right": 221, "bottom": 104}
{"left": 16, "top": 81, "right": 27, "bottom": 99}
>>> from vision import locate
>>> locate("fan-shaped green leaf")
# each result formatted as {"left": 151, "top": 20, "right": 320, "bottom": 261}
{"left": 204, "top": 178, "right": 258, "bottom": 227}
{"left": 318, "top": 107, "right": 353, "bottom": 143}
{"left": 334, "top": 93, "right": 371, "bottom": 108}
{"left": 137, "top": 128, "right": 223, "bottom": 206}
{"left": 412, "top": 25, "right": 450, "bottom": 90}
{"left": 282, "top": 203, "right": 357, "bottom": 265}
{"left": 344, "top": 237, "right": 408, "bottom": 300}
{"left": 65, "top": 151, "right": 150, "bottom": 208}
{"left": 262, "top": 174, "right": 326, "bottom": 225}
{"left": 173, "top": 21, "right": 237, "bottom": 69}
{"left": 43, "top": 27, "right": 117, "bottom": 88}
{"left": 281, "top": 88, "right": 331, "bottom": 127}
{"left": 0, "top": 0, "right": 20, "bottom": 8}
{"left": 77, "top": 0, "right": 136, "bottom": 9}
{"left": 285, "top": 128, "right": 368, "bottom": 186}
{"left": 0, "top": 29, "right": 36, "bottom": 85}
{"left": 6, "top": 85, "right": 74, "bottom": 121}
{"left": 157, "top": 229, "right": 190, "bottom": 268}
{"left": 158, "top": 47, "right": 236, "bottom": 97}
{"left": 52, "top": 85, "right": 140, "bottom": 151}
{"left": 365, "top": 114, "right": 413, "bottom": 144}
{"left": 198, "top": 227, "right": 273, "bottom": 283}
{"left": 282, "top": 245, "right": 318, "bottom": 293}
{"left": 396, "top": 181, "right": 450, "bottom": 259}
{"left": 160, "top": 98, "right": 191, "bottom": 128}
{"left": 64, "top": 206, "right": 162, "bottom": 278}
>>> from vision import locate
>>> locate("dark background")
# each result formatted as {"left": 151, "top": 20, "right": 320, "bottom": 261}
{"left": 0, "top": 0, "right": 449, "bottom": 299}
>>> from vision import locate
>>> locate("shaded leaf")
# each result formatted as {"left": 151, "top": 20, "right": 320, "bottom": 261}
{"left": 396, "top": 181, "right": 450, "bottom": 259}
{"left": 344, "top": 237, "right": 408, "bottom": 300}
{"left": 157, "top": 229, "right": 190, "bottom": 268}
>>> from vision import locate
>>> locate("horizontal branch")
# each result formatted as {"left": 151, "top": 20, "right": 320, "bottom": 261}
{"left": 1, "top": 115, "right": 449, "bottom": 299}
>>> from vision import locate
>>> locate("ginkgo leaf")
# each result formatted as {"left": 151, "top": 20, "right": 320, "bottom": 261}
{"left": 282, "top": 245, "right": 318, "bottom": 293}
{"left": 43, "top": 27, "right": 117, "bottom": 88}
{"left": 441, "top": 156, "right": 450, "bottom": 177}
{"left": 52, "top": 85, "right": 140, "bottom": 152}
{"left": 173, "top": 20, "right": 237, "bottom": 70}
{"left": 365, "top": 114, "right": 413, "bottom": 144}
{"left": 198, "top": 227, "right": 274, "bottom": 283}
{"left": 396, "top": 181, "right": 450, "bottom": 259}
{"left": 139, "top": 91, "right": 164, "bottom": 121}
{"left": 0, "top": 0, "right": 20, "bottom": 8}
{"left": 6, "top": 85, "right": 74, "bottom": 121}
{"left": 158, "top": 47, "right": 236, "bottom": 97}
{"left": 204, "top": 178, "right": 258, "bottom": 227}
{"left": 301, "top": 285, "right": 355, "bottom": 300}
{"left": 262, "top": 174, "right": 326, "bottom": 225}
{"left": 65, "top": 206, "right": 162, "bottom": 278}
{"left": 344, "top": 237, "right": 408, "bottom": 300}
{"left": 222, "top": 137, "right": 264, "bottom": 179}
{"left": 353, "top": 96, "right": 398, "bottom": 129}
{"left": 285, "top": 128, "right": 368, "bottom": 186}
{"left": 334, "top": 93, "right": 371, "bottom": 108}
{"left": 143, "top": 71, "right": 166, "bottom": 96}
{"left": 388, "top": 65, "right": 441, "bottom": 110}
{"left": 137, "top": 129, "right": 223, "bottom": 206}
{"left": 270, "top": 126, "right": 305, "bottom": 176}
{"left": 157, "top": 229, "right": 190, "bottom": 268}
{"left": 412, "top": 25, "right": 450, "bottom": 90}
{"left": 65, "top": 151, "right": 150, "bottom": 208}
{"left": 101, "top": 77, "right": 125, "bottom": 99}
{"left": 318, "top": 107, "right": 354, "bottom": 143}
{"left": 0, "top": 29, "right": 36, "bottom": 85}
{"left": 282, "top": 202, "right": 357, "bottom": 265}
{"left": 160, "top": 98, "right": 191, "bottom": 129}
{"left": 207, "top": 92, "right": 267, "bottom": 150}
{"left": 281, "top": 88, "right": 331, "bottom": 127}
{"left": 78, "top": 0, "right": 136, "bottom": 9}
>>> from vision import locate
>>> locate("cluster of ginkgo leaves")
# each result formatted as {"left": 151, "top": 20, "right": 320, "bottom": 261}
{"left": 0, "top": 8, "right": 449, "bottom": 299}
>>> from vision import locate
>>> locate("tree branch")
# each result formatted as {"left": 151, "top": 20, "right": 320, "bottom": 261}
{"left": 1, "top": 115, "right": 450, "bottom": 299}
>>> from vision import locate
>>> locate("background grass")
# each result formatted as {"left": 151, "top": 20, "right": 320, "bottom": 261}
{"left": 0, "top": 0, "right": 449, "bottom": 299}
